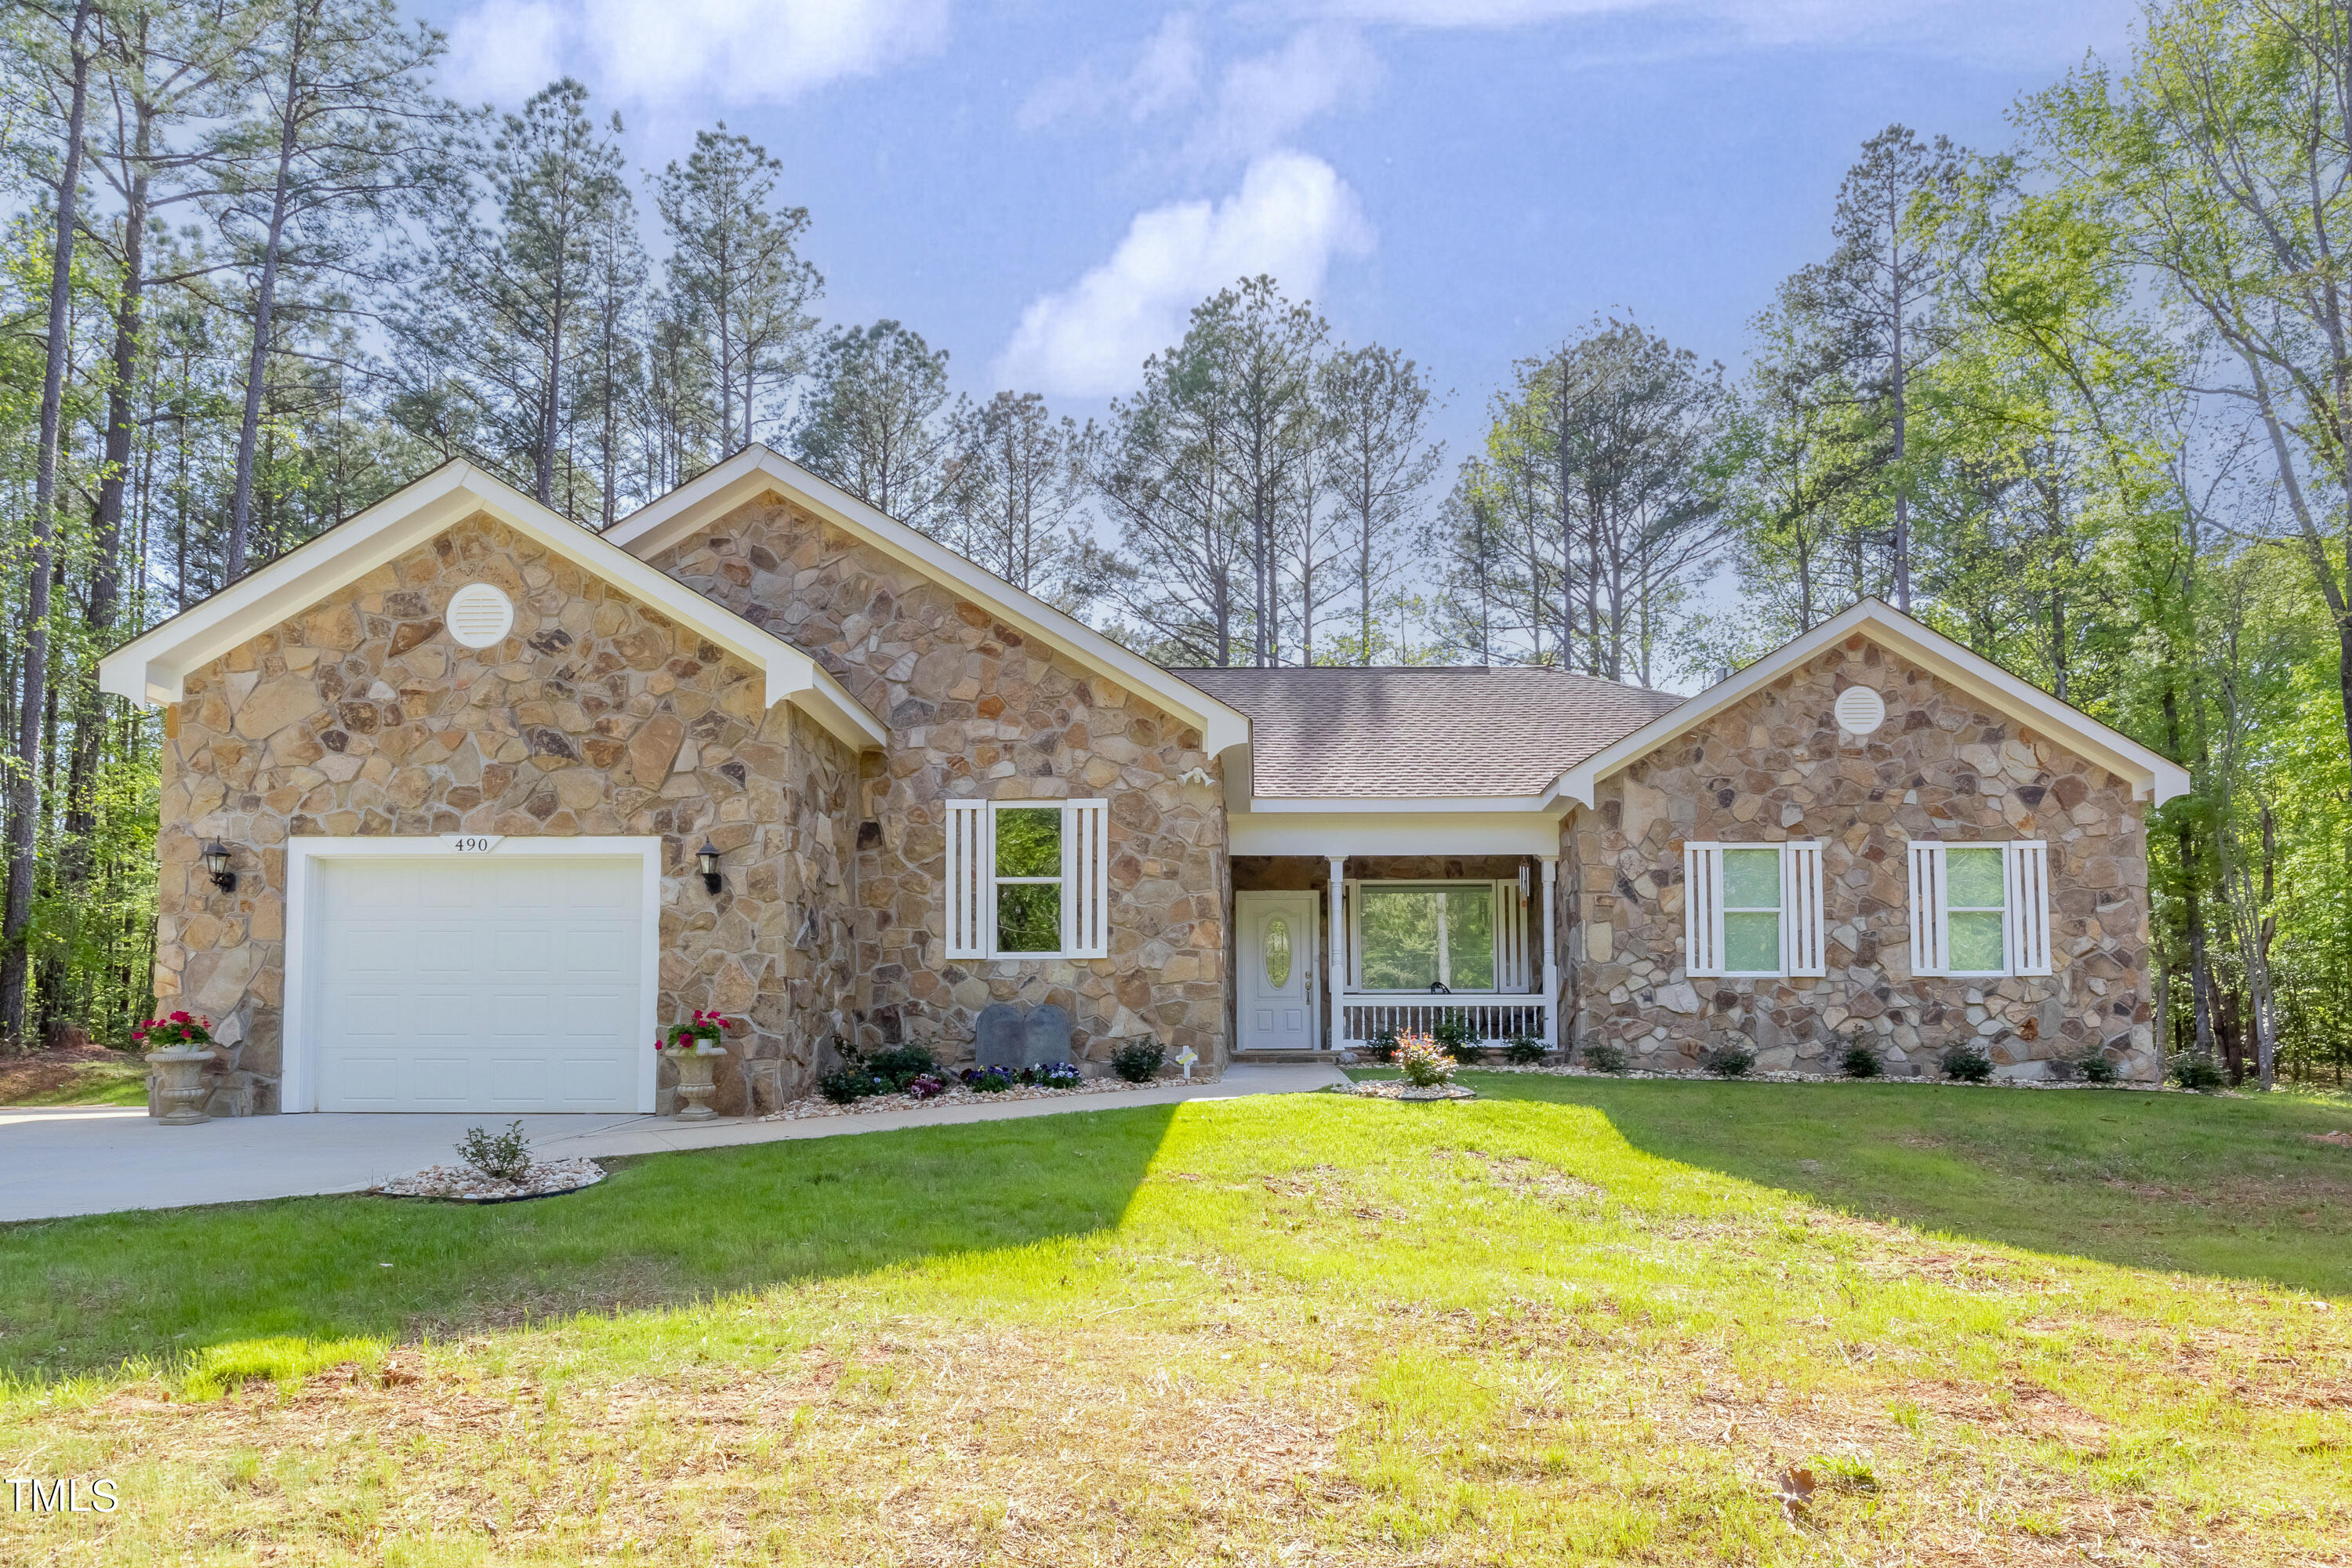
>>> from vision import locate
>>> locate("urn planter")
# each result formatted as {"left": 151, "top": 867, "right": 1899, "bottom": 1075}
{"left": 671, "top": 1044, "right": 727, "bottom": 1121}
{"left": 146, "top": 1046, "right": 215, "bottom": 1126}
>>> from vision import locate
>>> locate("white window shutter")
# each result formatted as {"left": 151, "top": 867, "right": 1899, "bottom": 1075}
{"left": 944, "top": 800, "right": 989, "bottom": 960}
{"left": 1907, "top": 840, "right": 1947, "bottom": 978}
{"left": 1062, "top": 799, "right": 1110, "bottom": 959}
{"left": 2007, "top": 840, "right": 2052, "bottom": 976}
{"left": 1781, "top": 841, "right": 1825, "bottom": 977}
{"left": 1683, "top": 842, "right": 1723, "bottom": 977}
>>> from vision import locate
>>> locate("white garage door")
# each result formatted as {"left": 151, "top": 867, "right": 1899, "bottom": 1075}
{"left": 314, "top": 855, "right": 645, "bottom": 1112}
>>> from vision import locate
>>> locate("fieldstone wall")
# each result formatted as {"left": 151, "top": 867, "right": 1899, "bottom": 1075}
{"left": 648, "top": 493, "right": 1229, "bottom": 1070}
{"left": 154, "top": 513, "right": 862, "bottom": 1116}
{"left": 1565, "top": 634, "right": 2157, "bottom": 1082}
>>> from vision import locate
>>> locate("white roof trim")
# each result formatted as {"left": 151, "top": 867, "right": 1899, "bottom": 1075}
{"left": 1548, "top": 598, "right": 2192, "bottom": 808}
{"left": 603, "top": 445, "right": 1252, "bottom": 757}
{"left": 96, "top": 460, "right": 888, "bottom": 753}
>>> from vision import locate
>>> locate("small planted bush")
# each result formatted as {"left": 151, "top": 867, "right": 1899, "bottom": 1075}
{"left": 1839, "top": 1039, "right": 1883, "bottom": 1079}
{"left": 1503, "top": 1036, "right": 1547, "bottom": 1065}
{"left": 1702, "top": 1044, "right": 1755, "bottom": 1078}
{"left": 816, "top": 1067, "right": 880, "bottom": 1104}
{"left": 1392, "top": 1030, "right": 1457, "bottom": 1088}
{"left": 962, "top": 1065, "right": 1015, "bottom": 1093}
{"left": 1581, "top": 1043, "right": 1629, "bottom": 1075}
{"left": 456, "top": 1120, "right": 532, "bottom": 1183}
{"left": 2170, "top": 1052, "right": 2226, "bottom": 1092}
{"left": 1363, "top": 1029, "right": 1400, "bottom": 1064}
{"left": 1112, "top": 1040, "right": 1166, "bottom": 1083}
{"left": 866, "top": 1045, "right": 940, "bottom": 1091}
{"left": 1432, "top": 1015, "right": 1484, "bottom": 1065}
{"left": 1940, "top": 1044, "right": 1994, "bottom": 1083}
{"left": 2076, "top": 1051, "right": 2119, "bottom": 1085}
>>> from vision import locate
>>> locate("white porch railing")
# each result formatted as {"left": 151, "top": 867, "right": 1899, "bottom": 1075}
{"left": 1338, "top": 993, "right": 1552, "bottom": 1051}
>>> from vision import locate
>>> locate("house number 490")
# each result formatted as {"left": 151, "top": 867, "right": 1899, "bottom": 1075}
{"left": 442, "top": 835, "right": 503, "bottom": 854}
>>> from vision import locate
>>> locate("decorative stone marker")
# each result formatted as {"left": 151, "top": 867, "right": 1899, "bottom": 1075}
{"left": 974, "top": 1004, "right": 1026, "bottom": 1073}
{"left": 1022, "top": 1004, "right": 1073, "bottom": 1069}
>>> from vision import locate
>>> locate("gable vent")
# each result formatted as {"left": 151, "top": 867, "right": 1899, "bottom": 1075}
{"left": 445, "top": 583, "right": 515, "bottom": 650}
{"left": 1835, "top": 685, "right": 1886, "bottom": 736}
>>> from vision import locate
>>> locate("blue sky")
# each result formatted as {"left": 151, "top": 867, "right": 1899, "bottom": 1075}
{"left": 412, "top": 0, "right": 2143, "bottom": 459}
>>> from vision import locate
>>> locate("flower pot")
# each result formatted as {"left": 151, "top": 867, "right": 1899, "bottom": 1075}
{"left": 146, "top": 1046, "right": 214, "bottom": 1126}
{"left": 672, "top": 1044, "right": 726, "bottom": 1122}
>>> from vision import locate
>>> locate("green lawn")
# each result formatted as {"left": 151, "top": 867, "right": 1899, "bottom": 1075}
{"left": 3, "top": 1075, "right": 2347, "bottom": 1565}
{"left": 0, "top": 1051, "right": 148, "bottom": 1107}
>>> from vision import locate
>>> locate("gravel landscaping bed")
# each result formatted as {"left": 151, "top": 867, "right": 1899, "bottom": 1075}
{"left": 1348, "top": 1060, "right": 2180, "bottom": 1091}
{"left": 762, "top": 1075, "right": 1183, "bottom": 1122}
{"left": 1339, "top": 1080, "right": 1478, "bottom": 1102}
{"left": 374, "top": 1158, "right": 607, "bottom": 1202}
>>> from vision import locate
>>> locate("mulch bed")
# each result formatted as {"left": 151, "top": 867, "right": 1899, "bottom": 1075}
{"left": 0, "top": 1042, "right": 143, "bottom": 1102}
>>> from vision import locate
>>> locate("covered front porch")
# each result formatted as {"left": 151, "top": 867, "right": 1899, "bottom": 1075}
{"left": 1227, "top": 813, "right": 1564, "bottom": 1056}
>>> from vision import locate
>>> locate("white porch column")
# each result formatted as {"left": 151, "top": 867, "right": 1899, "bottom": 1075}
{"left": 1327, "top": 856, "right": 1347, "bottom": 1052}
{"left": 1539, "top": 855, "right": 1562, "bottom": 1049}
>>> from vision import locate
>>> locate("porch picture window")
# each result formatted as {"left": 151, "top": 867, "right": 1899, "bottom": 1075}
{"left": 942, "top": 798, "right": 1109, "bottom": 960}
{"left": 1352, "top": 883, "right": 1503, "bottom": 991}
{"left": 1682, "top": 841, "right": 1825, "bottom": 978}
{"left": 1906, "top": 839, "right": 2050, "bottom": 978}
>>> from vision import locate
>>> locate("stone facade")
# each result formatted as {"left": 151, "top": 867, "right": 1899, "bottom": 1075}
{"left": 154, "top": 514, "right": 861, "bottom": 1116}
{"left": 648, "top": 493, "right": 1229, "bottom": 1071}
{"left": 1564, "top": 635, "right": 2158, "bottom": 1081}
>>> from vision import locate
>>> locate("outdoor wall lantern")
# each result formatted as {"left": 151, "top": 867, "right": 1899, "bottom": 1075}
{"left": 202, "top": 839, "right": 237, "bottom": 894}
{"left": 696, "top": 839, "right": 723, "bottom": 895}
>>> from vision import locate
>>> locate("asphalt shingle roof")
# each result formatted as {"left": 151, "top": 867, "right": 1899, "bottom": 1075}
{"left": 1172, "top": 665, "right": 1686, "bottom": 800}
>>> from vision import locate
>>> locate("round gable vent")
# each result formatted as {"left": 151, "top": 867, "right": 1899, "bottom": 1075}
{"left": 1835, "top": 685, "right": 1887, "bottom": 736}
{"left": 445, "top": 583, "right": 515, "bottom": 650}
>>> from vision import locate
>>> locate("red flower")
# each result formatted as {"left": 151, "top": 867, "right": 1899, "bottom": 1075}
{"left": 169, "top": 1011, "right": 193, "bottom": 1024}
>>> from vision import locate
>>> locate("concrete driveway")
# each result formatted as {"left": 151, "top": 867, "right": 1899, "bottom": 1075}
{"left": 0, "top": 1065, "right": 1347, "bottom": 1224}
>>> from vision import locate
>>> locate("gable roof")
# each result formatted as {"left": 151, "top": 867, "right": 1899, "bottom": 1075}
{"left": 1550, "top": 597, "right": 2193, "bottom": 808}
{"left": 96, "top": 460, "right": 888, "bottom": 752}
{"left": 1179, "top": 665, "right": 1682, "bottom": 800}
{"left": 601, "top": 445, "right": 1252, "bottom": 757}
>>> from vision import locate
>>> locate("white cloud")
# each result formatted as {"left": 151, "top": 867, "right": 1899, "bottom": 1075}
{"left": 995, "top": 151, "right": 1374, "bottom": 398}
{"left": 440, "top": 0, "right": 951, "bottom": 107}
{"left": 443, "top": 0, "right": 566, "bottom": 105}
{"left": 1018, "top": 13, "right": 1204, "bottom": 131}
{"left": 1183, "top": 26, "right": 1380, "bottom": 165}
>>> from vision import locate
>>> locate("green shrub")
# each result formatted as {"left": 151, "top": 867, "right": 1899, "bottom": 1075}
{"left": 2170, "top": 1052, "right": 2226, "bottom": 1092}
{"left": 961, "top": 1065, "right": 1015, "bottom": 1093}
{"left": 1503, "top": 1036, "right": 1547, "bottom": 1065}
{"left": 1363, "top": 1029, "right": 1399, "bottom": 1064}
{"left": 816, "top": 1067, "right": 880, "bottom": 1104}
{"left": 1838, "top": 1039, "right": 1883, "bottom": 1079}
{"left": 1940, "top": 1044, "right": 1994, "bottom": 1083}
{"left": 1702, "top": 1044, "right": 1755, "bottom": 1078}
{"left": 866, "top": 1044, "right": 939, "bottom": 1091}
{"left": 1581, "top": 1043, "right": 1628, "bottom": 1074}
{"left": 1112, "top": 1040, "right": 1165, "bottom": 1083}
{"left": 456, "top": 1120, "right": 532, "bottom": 1181}
{"left": 2077, "top": 1051, "right": 2119, "bottom": 1085}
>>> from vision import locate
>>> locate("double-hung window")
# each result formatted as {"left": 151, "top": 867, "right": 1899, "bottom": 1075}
{"left": 1907, "top": 840, "right": 2050, "bottom": 977}
{"left": 943, "top": 799, "right": 1109, "bottom": 960}
{"left": 1683, "top": 840, "right": 1825, "bottom": 978}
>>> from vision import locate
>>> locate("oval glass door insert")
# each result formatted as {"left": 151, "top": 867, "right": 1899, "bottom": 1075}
{"left": 1265, "top": 916, "right": 1292, "bottom": 989}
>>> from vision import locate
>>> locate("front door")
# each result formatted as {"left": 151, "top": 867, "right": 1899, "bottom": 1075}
{"left": 1238, "top": 891, "right": 1319, "bottom": 1051}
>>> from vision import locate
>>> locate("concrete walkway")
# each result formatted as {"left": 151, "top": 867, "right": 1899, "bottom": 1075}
{"left": 0, "top": 1065, "right": 1348, "bottom": 1224}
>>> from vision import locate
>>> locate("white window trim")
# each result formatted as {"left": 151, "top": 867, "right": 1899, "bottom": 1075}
{"left": 943, "top": 798, "right": 1110, "bottom": 962}
{"left": 1907, "top": 838, "right": 2052, "bottom": 978}
{"left": 1345, "top": 878, "right": 1534, "bottom": 993}
{"left": 1682, "top": 840, "right": 1825, "bottom": 980}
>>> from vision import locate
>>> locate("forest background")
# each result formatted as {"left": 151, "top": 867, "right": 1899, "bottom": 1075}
{"left": 3, "top": 0, "right": 2345, "bottom": 1088}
